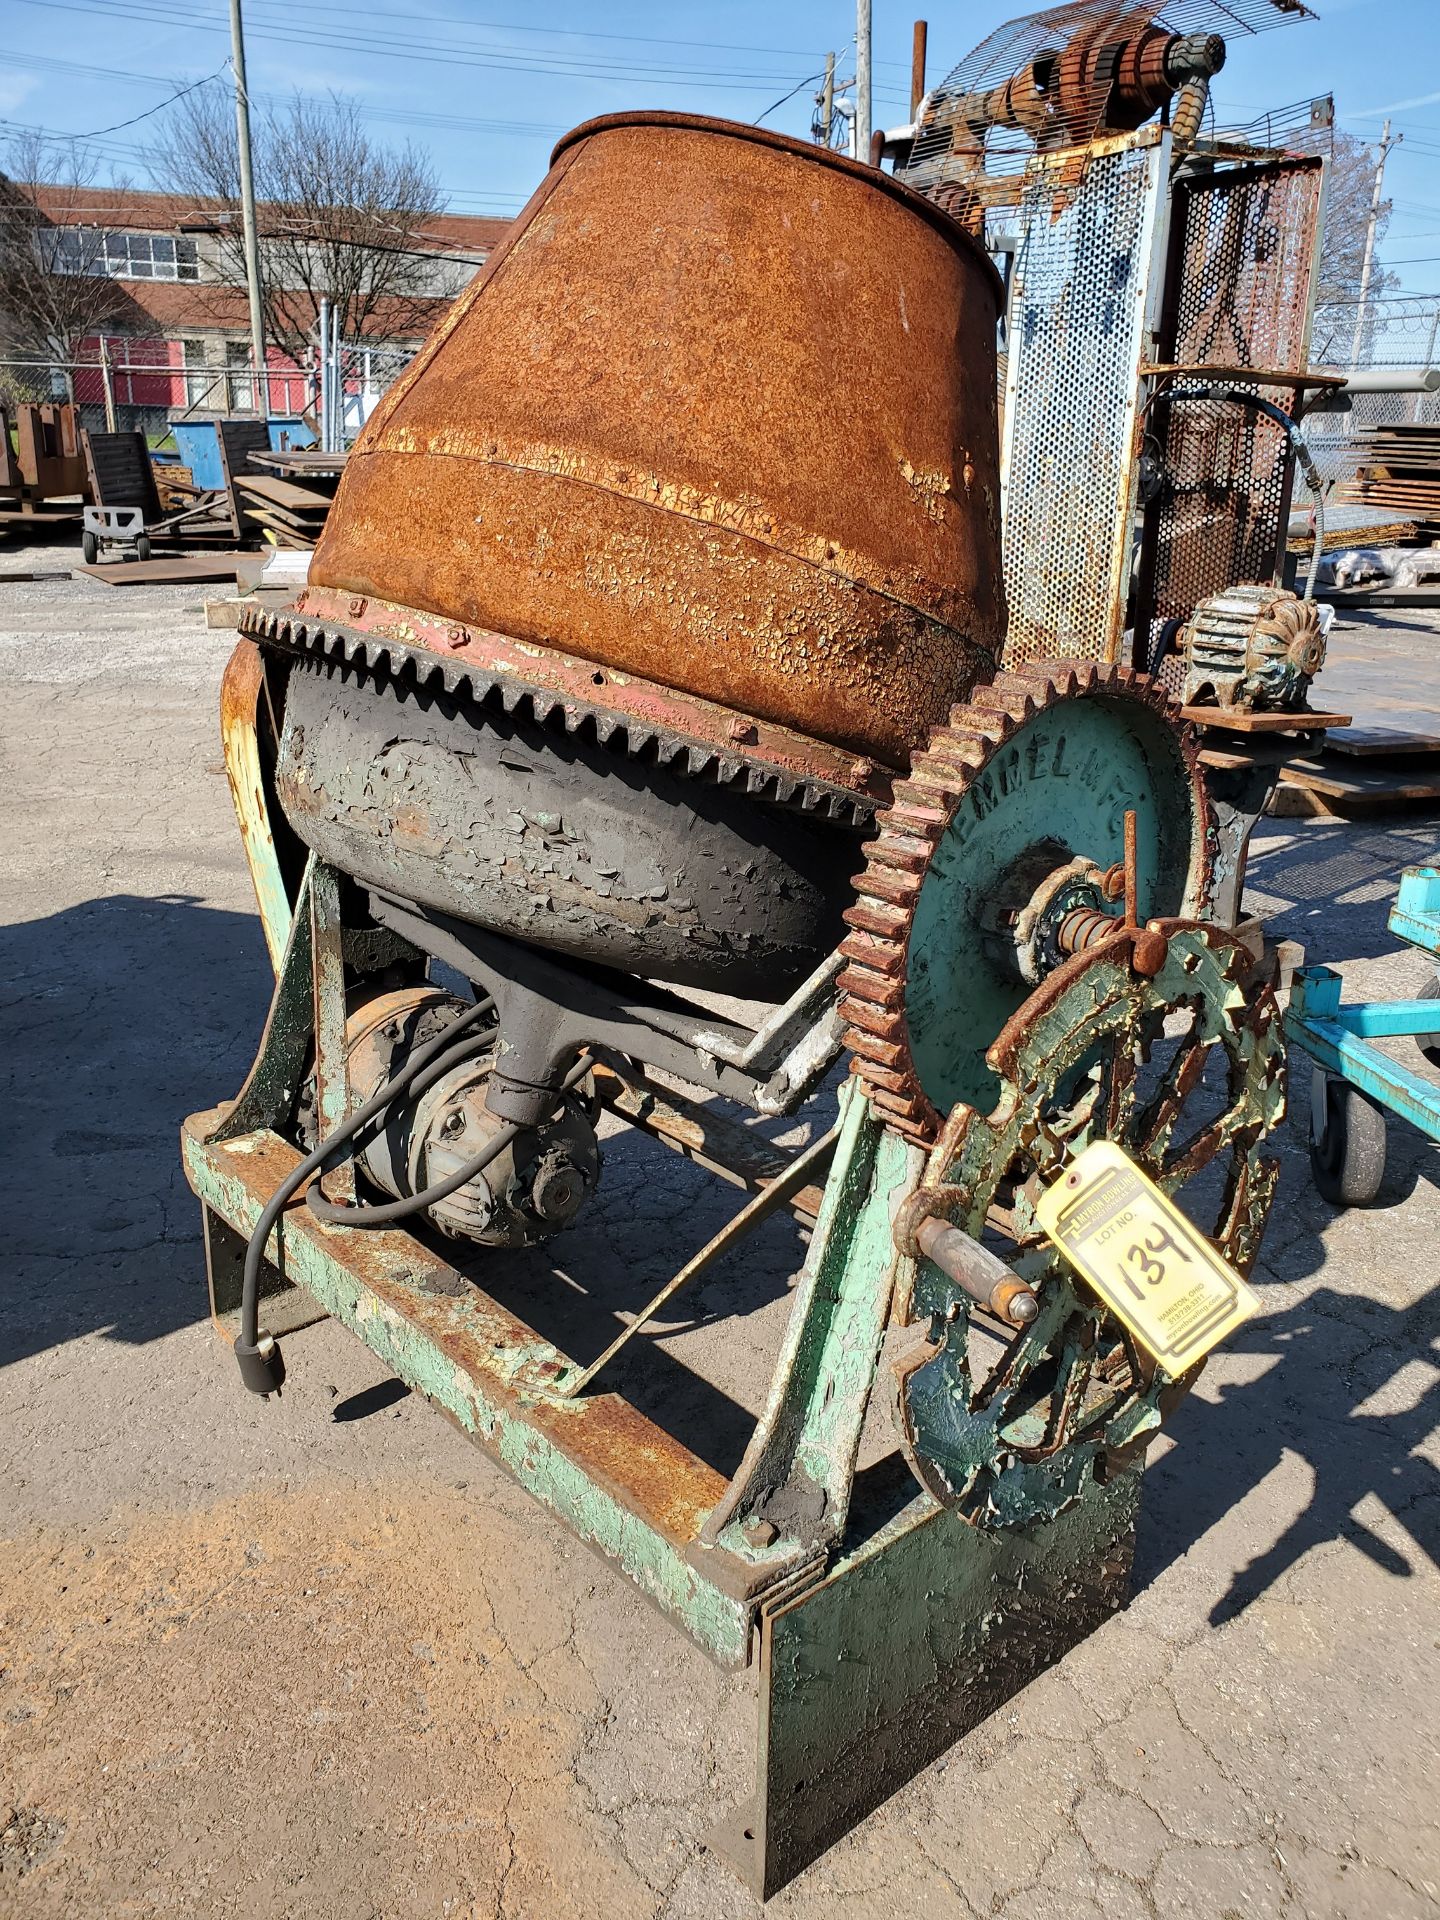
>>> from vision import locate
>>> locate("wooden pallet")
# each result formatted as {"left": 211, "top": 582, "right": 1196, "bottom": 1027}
{"left": 75, "top": 556, "right": 246, "bottom": 587}
{"left": 232, "top": 465, "right": 338, "bottom": 551}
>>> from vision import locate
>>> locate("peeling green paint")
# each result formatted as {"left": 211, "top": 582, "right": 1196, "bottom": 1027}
{"left": 182, "top": 1127, "right": 753, "bottom": 1667}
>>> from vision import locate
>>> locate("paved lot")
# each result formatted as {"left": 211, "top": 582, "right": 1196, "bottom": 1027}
{"left": 1, "top": 548, "right": 1438, "bottom": 1918}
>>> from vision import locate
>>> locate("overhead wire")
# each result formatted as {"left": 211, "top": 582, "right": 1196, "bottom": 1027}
{"left": 12, "top": 0, "right": 817, "bottom": 90}
{"left": 18, "top": 62, "right": 231, "bottom": 141}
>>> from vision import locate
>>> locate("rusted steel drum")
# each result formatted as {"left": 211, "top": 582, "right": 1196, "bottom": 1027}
{"left": 309, "top": 113, "right": 1006, "bottom": 766}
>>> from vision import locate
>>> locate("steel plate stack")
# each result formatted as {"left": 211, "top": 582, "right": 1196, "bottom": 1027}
{"left": 1336, "top": 422, "right": 1440, "bottom": 533}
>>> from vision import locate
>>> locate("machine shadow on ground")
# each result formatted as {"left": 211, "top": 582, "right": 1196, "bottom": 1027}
{"left": 1066, "top": 817, "right": 1440, "bottom": 1625}
{"left": 0, "top": 893, "right": 272, "bottom": 1368}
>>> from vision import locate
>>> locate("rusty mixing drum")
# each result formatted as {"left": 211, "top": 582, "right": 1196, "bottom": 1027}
{"left": 310, "top": 112, "right": 1007, "bottom": 767}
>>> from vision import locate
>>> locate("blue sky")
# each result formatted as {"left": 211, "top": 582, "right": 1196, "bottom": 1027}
{"left": 5, "top": 0, "right": 1440, "bottom": 293}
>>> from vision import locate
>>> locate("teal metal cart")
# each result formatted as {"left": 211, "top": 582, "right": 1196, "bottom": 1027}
{"left": 1286, "top": 866, "right": 1440, "bottom": 1208}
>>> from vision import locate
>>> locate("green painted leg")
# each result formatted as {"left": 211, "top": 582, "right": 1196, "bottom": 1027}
{"left": 699, "top": 1079, "right": 923, "bottom": 1570}
{"left": 309, "top": 859, "right": 355, "bottom": 1202}
{"left": 710, "top": 1466, "right": 1141, "bottom": 1900}
{"left": 208, "top": 856, "right": 316, "bottom": 1145}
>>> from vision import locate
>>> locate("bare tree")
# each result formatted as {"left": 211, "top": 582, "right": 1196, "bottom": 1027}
{"left": 144, "top": 88, "right": 446, "bottom": 359}
{"left": 1315, "top": 128, "right": 1397, "bottom": 309}
{"left": 0, "top": 131, "right": 128, "bottom": 372}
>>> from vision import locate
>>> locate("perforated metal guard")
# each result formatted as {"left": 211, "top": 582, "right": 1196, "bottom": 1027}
{"left": 999, "top": 135, "right": 1169, "bottom": 667}
{"left": 1141, "top": 156, "right": 1324, "bottom": 648}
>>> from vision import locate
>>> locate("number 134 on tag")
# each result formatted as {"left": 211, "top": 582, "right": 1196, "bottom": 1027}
{"left": 1036, "top": 1140, "right": 1260, "bottom": 1371}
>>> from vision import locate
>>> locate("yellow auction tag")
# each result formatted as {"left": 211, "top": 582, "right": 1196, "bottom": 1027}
{"left": 1036, "top": 1140, "right": 1259, "bottom": 1370}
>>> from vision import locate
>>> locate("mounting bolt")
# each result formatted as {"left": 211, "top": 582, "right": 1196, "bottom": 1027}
{"left": 1131, "top": 927, "right": 1170, "bottom": 977}
{"left": 727, "top": 717, "right": 758, "bottom": 745}
{"left": 741, "top": 1515, "right": 778, "bottom": 1548}
{"left": 348, "top": 596, "right": 368, "bottom": 618}
{"left": 445, "top": 626, "right": 469, "bottom": 651}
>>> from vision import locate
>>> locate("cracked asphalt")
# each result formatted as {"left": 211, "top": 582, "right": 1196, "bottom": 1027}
{"left": 1, "top": 550, "right": 1437, "bottom": 1918}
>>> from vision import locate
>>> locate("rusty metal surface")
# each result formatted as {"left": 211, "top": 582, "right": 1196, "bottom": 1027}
{"left": 251, "top": 590, "right": 892, "bottom": 814}
{"left": 309, "top": 113, "right": 1005, "bottom": 766}
{"left": 181, "top": 1112, "right": 760, "bottom": 1662}
{"left": 1137, "top": 155, "right": 1325, "bottom": 648}
{"left": 900, "top": 0, "right": 1312, "bottom": 216}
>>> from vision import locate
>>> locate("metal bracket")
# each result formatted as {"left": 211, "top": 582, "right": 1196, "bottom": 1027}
{"left": 542, "top": 1125, "right": 841, "bottom": 1400}
{"left": 206, "top": 857, "right": 317, "bottom": 1144}
{"left": 369, "top": 892, "right": 845, "bottom": 1127}
{"left": 310, "top": 861, "right": 355, "bottom": 1203}
{"left": 707, "top": 1466, "right": 1141, "bottom": 1900}
{"left": 699, "top": 1082, "right": 922, "bottom": 1566}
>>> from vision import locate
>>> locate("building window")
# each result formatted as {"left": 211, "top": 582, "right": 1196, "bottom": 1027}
{"left": 47, "top": 227, "right": 200, "bottom": 282}
{"left": 181, "top": 339, "right": 213, "bottom": 410}
{"left": 225, "top": 341, "right": 254, "bottom": 413}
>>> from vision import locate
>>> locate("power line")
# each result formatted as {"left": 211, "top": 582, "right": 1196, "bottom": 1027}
{"left": 28, "top": 62, "right": 230, "bottom": 140}
{"left": 11, "top": 0, "right": 816, "bottom": 89}
{"left": 755, "top": 72, "right": 826, "bottom": 129}
{"left": 5, "top": 53, "right": 569, "bottom": 145}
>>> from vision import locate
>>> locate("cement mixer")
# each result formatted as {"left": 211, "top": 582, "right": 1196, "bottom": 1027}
{"left": 183, "top": 114, "right": 1286, "bottom": 1897}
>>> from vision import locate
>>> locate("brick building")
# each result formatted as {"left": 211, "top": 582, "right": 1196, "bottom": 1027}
{"left": 18, "top": 184, "right": 509, "bottom": 433}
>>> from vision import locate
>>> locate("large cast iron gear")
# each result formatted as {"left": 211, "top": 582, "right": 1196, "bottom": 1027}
{"left": 838, "top": 661, "right": 1214, "bottom": 1142}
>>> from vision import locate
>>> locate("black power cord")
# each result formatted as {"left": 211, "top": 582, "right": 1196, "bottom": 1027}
{"left": 303, "top": 1054, "right": 593, "bottom": 1231}
{"left": 234, "top": 993, "right": 496, "bottom": 1397}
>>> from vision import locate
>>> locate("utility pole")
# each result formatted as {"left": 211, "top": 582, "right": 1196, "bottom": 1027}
{"left": 818, "top": 51, "right": 835, "bottom": 147}
{"left": 911, "top": 20, "right": 928, "bottom": 121}
{"left": 855, "top": 0, "right": 872, "bottom": 161}
{"left": 1350, "top": 118, "right": 1396, "bottom": 371}
{"left": 229, "top": 0, "right": 268, "bottom": 412}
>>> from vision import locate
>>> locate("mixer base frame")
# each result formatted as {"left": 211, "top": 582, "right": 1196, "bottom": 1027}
{"left": 181, "top": 1112, "right": 1139, "bottom": 1899}
{"left": 182, "top": 848, "right": 1146, "bottom": 1896}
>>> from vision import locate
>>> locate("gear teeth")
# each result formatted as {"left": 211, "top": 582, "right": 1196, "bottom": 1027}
{"left": 852, "top": 866, "right": 922, "bottom": 906}
{"left": 240, "top": 605, "right": 885, "bottom": 829}
{"left": 842, "top": 899, "right": 910, "bottom": 939}
{"left": 838, "top": 929, "right": 905, "bottom": 976}
{"left": 877, "top": 799, "right": 949, "bottom": 835}
{"left": 836, "top": 962, "right": 903, "bottom": 1006}
{"left": 838, "top": 994, "right": 902, "bottom": 1038}
{"left": 841, "top": 660, "right": 1210, "bottom": 1146}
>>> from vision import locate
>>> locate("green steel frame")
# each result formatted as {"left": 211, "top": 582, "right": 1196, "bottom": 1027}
{"left": 185, "top": 837, "right": 1145, "bottom": 1897}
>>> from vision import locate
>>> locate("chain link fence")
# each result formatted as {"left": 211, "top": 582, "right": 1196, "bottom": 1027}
{"left": 1, "top": 338, "right": 417, "bottom": 448}
{"left": 1291, "top": 297, "right": 1440, "bottom": 524}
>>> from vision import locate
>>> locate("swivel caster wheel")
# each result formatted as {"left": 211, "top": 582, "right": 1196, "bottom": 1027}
{"left": 81, "top": 528, "right": 99, "bottom": 565}
{"left": 1309, "top": 1068, "right": 1388, "bottom": 1208}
